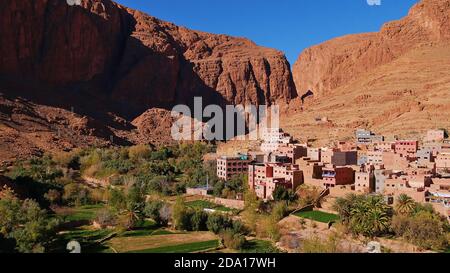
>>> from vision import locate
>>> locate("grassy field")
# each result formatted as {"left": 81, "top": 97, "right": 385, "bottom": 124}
{"left": 57, "top": 204, "right": 105, "bottom": 222}
{"left": 186, "top": 200, "right": 233, "bottom": 212}
{"left": 293, "top": 210, "right": 340, "bottom": 223}
{"left": 241, "top": 240, "right": 281, "bottom": 253}
{"left": 108, "top": 232, "right": 218, "bottom": 253}
{"left": 126, "top": 240, "right": 220, "bottom": 253}
{"left": 51, "top": 227, "right": 114, "bottom": 253}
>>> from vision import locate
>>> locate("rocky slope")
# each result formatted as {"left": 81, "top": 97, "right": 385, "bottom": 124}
{"left": 287, "top": 0, "right": 450, "bottom": 144}
{"left": 293, "top": 0, "right": 450, "bottom": 96}
{"left": 0, "top": 0, "right": 296, "bottom": 162}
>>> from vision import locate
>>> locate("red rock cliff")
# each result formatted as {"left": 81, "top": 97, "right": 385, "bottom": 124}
{"left": 292, "top": 0, "right": 450, "bottom": 97}
{"left": 0, "top": 0, "right": 296, "bottom": 111}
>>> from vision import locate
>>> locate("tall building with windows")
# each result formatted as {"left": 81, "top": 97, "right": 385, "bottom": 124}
{"left": 216, "top": 155, "right": 251, "bottom": 181}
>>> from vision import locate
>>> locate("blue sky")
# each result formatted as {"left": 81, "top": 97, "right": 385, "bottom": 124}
{"left": 115, "top": 0, "right": 419, "bottom": 64}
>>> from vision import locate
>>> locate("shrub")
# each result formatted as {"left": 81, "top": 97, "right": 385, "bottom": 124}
{"left": 271, "top": 202, "right": 288, "bottom": 222}
{"left": 128, "top": 145, "right": 152, "bottom": 161}
{"left": 392, "top": 210, "right": 449, "bottom": 251}
{"left": 206, "top": 213, "right": 232, "bottom": 234}
{"left": 190, "top": 210, "right": 208, "bottom": 231}
{"left": 172, "top": 197, "right": 193, "bottom": 231}
{"left": 221, "top": 229, "right": 246, "bottom": 250}
{"left": 62, "top": 183, "right": 91, "bottom": 206}
{"left": 144, "top": 201, "right": 164, "bottom": 225}
{"left": 44, "top": 189, "right": 62, "bottom": 205}
{"left": 95, "top": 209, "right": 118, "bottom": 228}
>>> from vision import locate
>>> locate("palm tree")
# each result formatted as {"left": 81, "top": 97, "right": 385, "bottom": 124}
{"left": 395, "top": 194, "right": 416, "bottom": 216}
{"left": 349, "top": 195, "right": 392, "bottom": 238}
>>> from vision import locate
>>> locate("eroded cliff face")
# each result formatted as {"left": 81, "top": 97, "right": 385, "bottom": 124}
{"left": 0, "top": 0, "right": 297, "bottom": 161}
{"left": 293, "top": 0, "right": 450, "bottom": 97}
{"left": 0, "top": 0, "right": 296, "bottom": 111}
{"left": 284, "top": 0, "right": 450, "bottom": 145}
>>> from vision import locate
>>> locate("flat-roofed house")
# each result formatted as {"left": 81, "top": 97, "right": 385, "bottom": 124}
{"left": 367, "top": 151, "right": 383, "bottom": 166}
{"left": 355, "top": 166, "right": 375, "bottom": 193}
{"left": 384, "top": 174, "right": 427, "bottom": 203}
{"left": 217, "top": 155, "right": 251, "bottom": 181}
{"left": 374, "top": 141, "right": 396, "bottom": 152}
{"left": 322, "top": 165, "right": 354, "bottom": 188}
{"left": 382, "top": 151, "right": 412, "bottom": 171}
{"left": 395, "top": 140, "right": 419, "bottom": 157}
{"left": 321, "top": 148, "right": 334, "bottom": 164}
{"left": 436, "top": 153, "right": 450, "bottom": 173}
{"left": 374, "top": 168, "right": 392, "bottom": 194}
{"left": 307, "top": 147, "right": 321, "bottom": 161}
{"left": 248, "top": 163, "right": 304, "bottom": 200}
{"left": 425, "top": 130, "right": 445, "bottom": 143}
{"left": 331, "top": 151, "right": 358, "bottom": 166}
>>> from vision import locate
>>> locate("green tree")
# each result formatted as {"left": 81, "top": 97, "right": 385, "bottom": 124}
{"left": 144, "top": 201, "right": 164, "bottom": 225}
{"left": 172, "top": 197, "right": 192, "bottom": 230}
{"left": 395, "top": 194, "right": 416, "bottom": 216}
{"left": 124, "top": 185, "right": 145, "bottom": 229}
{"left": 206, "top": 213, "right": 232, "bottom": 234}
{"left": 44, "top": 189, "right": 62, "bottom": 206}
{"left": 0, "top": 188, "right": 58, "bottom": 253}
{"left": 191, "top": 210, "right": 208, "bottom": 231}
{"left": 334, "top": 194, "right": 392, "bottom": 238}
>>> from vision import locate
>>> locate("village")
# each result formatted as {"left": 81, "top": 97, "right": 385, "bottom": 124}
{"left": 206, "top": 128, "right": 450, "bottom": 222}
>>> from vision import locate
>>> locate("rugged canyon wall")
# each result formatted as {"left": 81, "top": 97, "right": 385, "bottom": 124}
{"left": 0, "top": 0, "right": 297, "bottom": 161}
{"left": 293, "top": 0, "right": 450, "bottom": 97}
{"left": 0, "top": 0, "right": 296, "bottom": 113}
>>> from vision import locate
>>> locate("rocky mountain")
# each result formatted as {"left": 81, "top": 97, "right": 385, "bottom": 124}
{"left": 293, "top": 0, "right": 450, "bottom": 97}
{"left": 0, "top": 0, "right": 296, "bottom": 162}
{"left": 285, "top": 0, "right": 450, "bottom": 145}
{"left": 0, "top": 0, "right": 295, "bottom": 110}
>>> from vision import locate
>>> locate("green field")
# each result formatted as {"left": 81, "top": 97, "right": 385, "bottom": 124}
{"left": 62, "top": 204, "right": 105, "bottom": 222}
{"left": 241, "top": 240, "right": 281, "bottom": 253}
{"left": 293, "top": 210, "right": 340, "bottom": 223}
{"left": 126, "top": 240, "right": 220, "bottom": 253}
{"left": 121, "top": 229, "right": 175, "bottom": 237}
{"left": 186, "top": 200, "right": 233, "bottom": 212}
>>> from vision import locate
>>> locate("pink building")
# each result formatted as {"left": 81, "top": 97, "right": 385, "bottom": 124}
{"left": 355, "top": 170, "right": 375, "bottom": 193}
{"left": 425, "top": 130, "right": 445, "bottom": 143}
{"left": 273, "top": 144, "right": 307, "bottom": 164}
{"left": 217, "top": 155, "right": 251, "bottom": 181}
{"left": 436, "top": 153, "right": 450, "bottom": 173}
{"left": 248, "top": 163, "right": 304, "bottom": 200}
{"left": 382, "top": 151, "right": 412, "bottom": 171}
{"left": 321, "top": 148, "right": 334, "bottom": 164}
{"left": 384, "top": 174, "right": 427, "bottom": 203}
{"left": 367, "top": 151, "right": 383, "bottom": 165}
{"left": 395, "top": 140, "right": 419, "bottom": 157}
{"left": 374, "top": 141, "right": 396, "bottom": 152}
